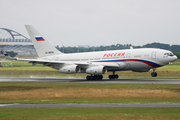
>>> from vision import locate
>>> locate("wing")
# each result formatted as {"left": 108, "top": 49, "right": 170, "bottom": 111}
{"left": 17, "top": 58, "right": 69, "bottom": 66}
{"left": 2, "top": 49, "right": 120, "bottom": 68}
{"left": 18, "top": 58, "right": 120, "bottom": 68}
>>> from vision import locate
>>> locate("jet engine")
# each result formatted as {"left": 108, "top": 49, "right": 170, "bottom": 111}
{"left": 59, "top": 65, "right": 80, "bottom": 73}
{"left": 86, "top": 66, "right": 107, "bottom": 74}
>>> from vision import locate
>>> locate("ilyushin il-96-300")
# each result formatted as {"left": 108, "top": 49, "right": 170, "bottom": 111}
{"left": 2, "top": 25, "right": 177, "bottom": 80}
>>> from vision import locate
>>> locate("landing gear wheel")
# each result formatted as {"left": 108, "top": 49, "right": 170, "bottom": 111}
{"left": 86, "top": 76, "right": 90, "bottom": 80}
{"left": 86, "top": 75, "right": 103, "bottom": 80}
{"left": 151, "top": 72, "right": 157, "bottom": 77}
{"left": 99, "top": 75, "right": 102, "bottom": 80}
{"left": 109, "top": 75, "right": 112, "bottom": 80}
{"left": 109, "top": 74, "right": 119, "bottom": 79}
{"left": 109, "top": 71, "right": 119, "bottom": 80}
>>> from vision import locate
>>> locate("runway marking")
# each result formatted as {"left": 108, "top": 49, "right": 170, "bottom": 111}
{"left": 0, "top": 104, "right": 13, "bottom": 107}
{"left": 0, "top": 79, "right": 38, "bottom": 82}
{"left": 0, "top": 105, "right": 6, "bottom": 107}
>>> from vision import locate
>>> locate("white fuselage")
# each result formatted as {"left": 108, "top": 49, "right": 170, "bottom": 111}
{"left": 40, "top": 48, "right": 177, "bottom": 73}
{"left": 22, "top": 25, "right": 177, "bottom": 78}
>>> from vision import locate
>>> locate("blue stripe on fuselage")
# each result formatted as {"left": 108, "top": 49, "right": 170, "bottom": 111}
{"left": 92, "top": 59, "right": 162, "bottom": 68}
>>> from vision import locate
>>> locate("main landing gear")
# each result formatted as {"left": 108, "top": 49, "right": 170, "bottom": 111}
{"left": 151, "top": 68, "right": 157, "bottom": 77}
{"left": 86, "top": 75, "right": 103, "bottom": 80}
{"left": 109, "top": 71, "right": 119, "bottom": 79}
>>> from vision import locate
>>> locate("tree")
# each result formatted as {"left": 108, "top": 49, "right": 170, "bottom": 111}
{"left": 174, "top": 52, "right": 180, "bottom": 59}
{"left": 171, "top": 45, "right": 180, "bottom": 52}
{"left": 143, "top": 42, "right": 170, "bottom": 50}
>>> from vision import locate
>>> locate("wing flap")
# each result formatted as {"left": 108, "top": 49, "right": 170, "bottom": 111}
{"left": 17, "top": 58, "right": 69, "bottom": 65}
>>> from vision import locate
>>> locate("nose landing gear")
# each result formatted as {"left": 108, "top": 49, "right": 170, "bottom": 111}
{"left": 151, "top": 72, "right": 157, "bottom": 77}
{"left": 151, "top": 68, "right": 157, "bottom": 77}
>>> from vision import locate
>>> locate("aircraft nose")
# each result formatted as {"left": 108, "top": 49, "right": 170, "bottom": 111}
{"left": 173, "top": 55, "right": 178, "bottom": 61}
{"left": 175, "top": 55, "right": 178, "bottom": 60}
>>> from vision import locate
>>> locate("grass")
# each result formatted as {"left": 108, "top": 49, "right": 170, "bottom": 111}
{"left": 0, "top": 83, "right": 180, "bottom": 104}
{"left": 0, "top": 59, "right": 180, "bottom": 78}
{"left": 1, "top": 60, "right": 180, "bottom": 120}
{"left": 0, "top": 107, "right": 180, "bottom": 120}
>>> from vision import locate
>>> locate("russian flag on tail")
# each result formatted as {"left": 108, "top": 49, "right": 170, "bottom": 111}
{"left": 35, "top": 37, "right": 45, "bottom": 41}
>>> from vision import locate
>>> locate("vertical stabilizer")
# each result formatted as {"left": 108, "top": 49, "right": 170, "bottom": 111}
{"left": 25, "top": 25, "right": 62, "bottom": 58}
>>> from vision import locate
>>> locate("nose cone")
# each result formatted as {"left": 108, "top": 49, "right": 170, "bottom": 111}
{"left": 175, "top": 55, "right": 178, "bottom": 60}
{"left": 172, "top": 55, "right": 178, "bottom": 62}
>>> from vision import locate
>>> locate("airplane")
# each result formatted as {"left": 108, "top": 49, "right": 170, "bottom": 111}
{"left": 2, "top": 25, "right": 178, "bottom": 80}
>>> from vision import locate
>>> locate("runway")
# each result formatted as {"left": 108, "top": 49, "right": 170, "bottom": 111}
{"left": 1, "top": 77, "right": 180, "bottom": 108}
{"left": 0, "top": 104, "right": 180, "bottom": 108}
{"left": 0, "top": 77, "right": 180, "bottom": 84}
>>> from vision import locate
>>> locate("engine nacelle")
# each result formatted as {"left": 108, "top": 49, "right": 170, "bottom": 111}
{"left": 132, "top": 69, "right": 150, "bottom": 72}
{"left": 86, "top": 66, "right": 107, "bottom": 74}
{"left": 59, "top": 65, "right": 80, "bottom": 73}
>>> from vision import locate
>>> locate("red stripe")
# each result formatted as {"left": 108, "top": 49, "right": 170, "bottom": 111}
{"left": 106, "top": 60, "right": 157, "bottom": 68}
{"left": 128, "top": 60, "right": 157, "bottom": 68}
{"left": 36, "top": 39, "right": 45, "bottom": 41}
{"left": 5, "top": 54, "right": 9, "bottom": 56}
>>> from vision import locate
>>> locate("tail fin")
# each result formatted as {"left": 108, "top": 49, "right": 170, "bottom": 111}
{"left": 1, "top": 49, "right": 17, "bottom": 60}
{"left": 25, "top": 25, "right": 63, "bottom": 58}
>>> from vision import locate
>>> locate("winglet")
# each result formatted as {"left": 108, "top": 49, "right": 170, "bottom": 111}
{"left": 1, "top": 49, "right": 17, "bottom": 60}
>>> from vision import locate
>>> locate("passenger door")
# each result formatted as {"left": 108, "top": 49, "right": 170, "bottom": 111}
{"left": 126, "top": 53, "right": 131, "bottom": 61}
{"left": 151, "top": 51, "right": 156, "bottom": 60}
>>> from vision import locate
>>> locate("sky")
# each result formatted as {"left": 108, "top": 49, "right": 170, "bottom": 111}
{"left": 0, "top": 0, "right": 180, "bottom": 47}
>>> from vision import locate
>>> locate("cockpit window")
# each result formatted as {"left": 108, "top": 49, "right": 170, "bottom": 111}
{"left": 164, "top": 52, "right": 174, "bottom": 56}
{"left": 169, "top": 53, "right": 174, "bottom": 56}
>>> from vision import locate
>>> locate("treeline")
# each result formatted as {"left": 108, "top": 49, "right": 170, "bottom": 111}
{"left": 56, "top": 44, "right": 133, "bottom": 53}
{"left": 56, "top": 42, "right": 180, "bottom": 58}
{"left": 174, "top": 52, "right": 180, "bottom": 59}
{"left": 142, "top": 43, "right": 180, "bottom": 52}
{"left": 56, "top": 42, "right": 180, "bottom": 53}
